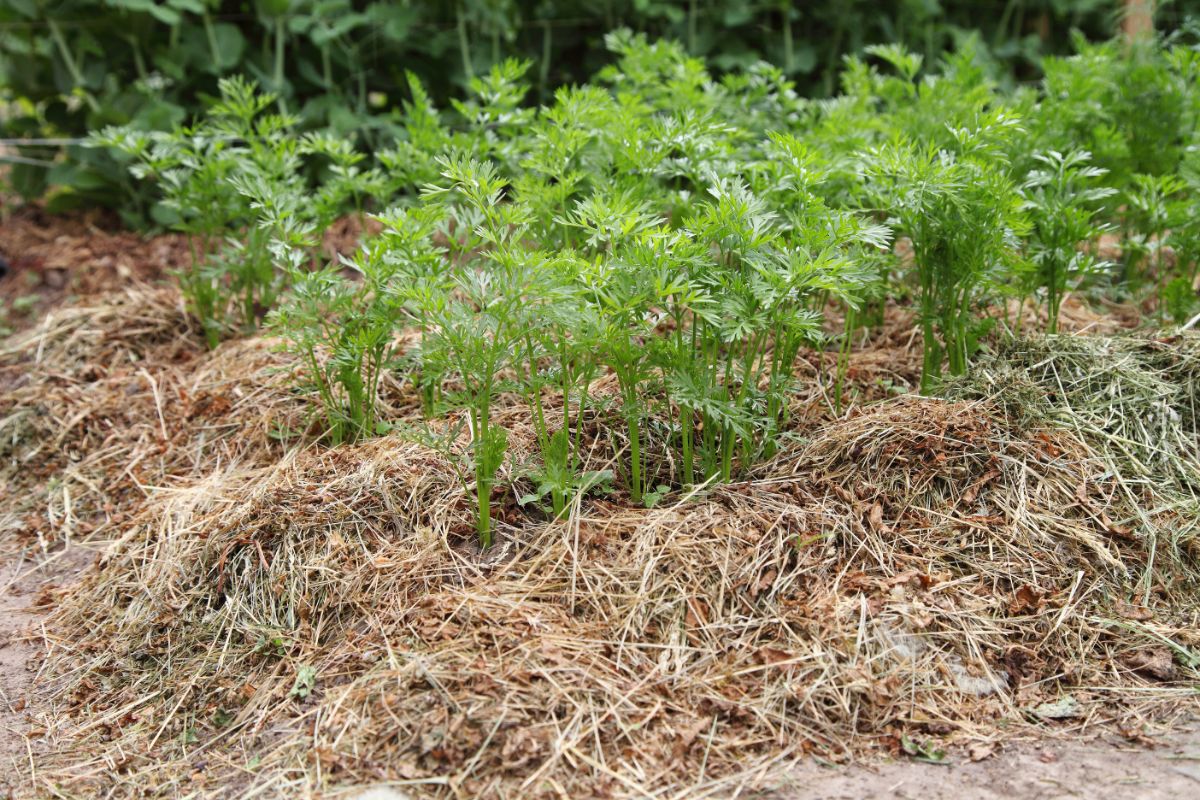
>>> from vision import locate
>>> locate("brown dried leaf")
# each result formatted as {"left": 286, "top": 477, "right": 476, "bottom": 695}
{"left": 961, "top": 468, "right": 999, "bottom": 505}
{"left": 685, "top": 597, "right": 710, "bottom": 628}
{"left": 673, "top": 716, "right": 711, "bottom": 757}
{"left": 757, "top": 646, "right": 794, "bottom": 667}
{"left": 1113, "top": 601, "right": 1154, "bottom": 621}
{"left": 751, "top": 568, "right": 777, "bottom": 598}
{"left": 1036, "top": 432, "right": 1061, "bottom": 458}
{"left": 1007, "top": 585, "right": 1044, "bottom": 615}
{"left": 967, "top": 742, "right": 996, "bottom": 762}
{"left": 1122, "top": 647, "right": 1177, "bottom": 681}
{"left": 868, "top": 502, "right": 888, "bottom": 534}
{"left": 1098, "top": 512, "right": 1134, "bottom": 540}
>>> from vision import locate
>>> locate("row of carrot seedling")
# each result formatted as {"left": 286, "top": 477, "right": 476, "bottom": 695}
{"left": 94, "top": 32, "right": 1200, "bottom": 542}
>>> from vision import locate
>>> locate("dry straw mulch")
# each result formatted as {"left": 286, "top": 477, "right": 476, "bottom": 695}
{"left": 1, "top": 289, "right": 1198, "bottom": 799}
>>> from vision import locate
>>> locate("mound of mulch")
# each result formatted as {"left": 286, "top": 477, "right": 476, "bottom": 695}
{"left": 0, "top": 206, "right": 188, "bottom": 334}
{"left": 2, "top": 291, "right": 1195, "bottom": 799}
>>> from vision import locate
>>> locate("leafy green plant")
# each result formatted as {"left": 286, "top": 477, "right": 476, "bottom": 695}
{"left": 1021, "top": 149, "right": 1116, "bottom": 333}
{"left": 94, "top": 77, "right": 298, "bottom": 346}
{"left": 416, "top": 155, "right": 560, "bottom": 546}
{"left": 71, "top": 23, "right": 1200, "bottom": 559}
{"left": 267, "top": 241, "right": 402, "bottom": 446}
{"left": 1163, "top": 149, "right": 1200, "bottom": 322}
{"left": 96, "top": 76, "right": 379, "bottom": 347}
{"left": 1030, "top": 33, "right": 1199, "bottom": 194}
{"left": 583, "top": 226, "right": 689, "bottom": 504}
{"left": 1162, "top": 275, "right": 1200, "bottom": 324}
{"left": 289, "top": 664, "right": 317, "bottom": 699}
{"left": 512, "top": 254, "right": 610, "bottom": 518}
{"left": 866, "top": 113, "right": 1028, "bottom": 392}
{"left": 5, "top": 0, "right": 1141, "bottom": 212}
{"left": 1124, "top": 172, "right": 1188, "bottom": 318}
{"left": 665, "top": 177, "right": 875, "bottom": 483}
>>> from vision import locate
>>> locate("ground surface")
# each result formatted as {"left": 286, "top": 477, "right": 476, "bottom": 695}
{"left": 5, "top": 540, "right": 1199, "bottom": 798}
{"left": 0, "top": 545, "right": 90, "bottom": 794}
{"left": 0, "top": 206, "right": 184, "bottom": 336}
{"left": 1, "top": 207, "right": 1197, "bottom": 799}
{"left": 337, "top": 727, "right": 1200, "bottom": 799}
{"left": 341, "top": 727, "right": 1200, "bottom": 799}
{"left": 777, "top": 724, "right": 1200, "bottom": 799}
{"left": 0, "top": 555, "right": 38, "bottom": 782}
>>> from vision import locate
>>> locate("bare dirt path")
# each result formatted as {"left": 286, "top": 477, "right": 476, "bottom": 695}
{"left": 337, "top": 727, "right": 1200, "bottom": 800}
{"left": 772, "top": 723, "right": 1200, "bottom": 799}
{"left": 0, "top": 545, "right": 90, "bottom": 798}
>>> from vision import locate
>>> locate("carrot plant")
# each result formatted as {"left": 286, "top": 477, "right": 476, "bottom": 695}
{"left": 866, "top": 113, "right": 1028, "bottom": 392}
{"left": 368, "top": 206, "right": 452, "bottom": 416}
{"left": 1163, "top": 152, "right": 1200, "bottom": 322}
{"left": 513, "top": 254, "right": 610, "bottom": 517}
{"left": 95, "top": 77, "right": 381, "bottom": 348}
{"left": 417, "top": 155, "right": 575, "bottom": 545}
{"left": 1031, "top": 36, "right": 1195, "bottom": 193}
{"left": 93, "top": 78, "right": 298, "bottom": 347}
{"left": 267, "top": 242, "right": 402, "bottom": 446}
{"left": 584, "top": 228, "right": 690, "bottom": 503}
{"left": 1020, "top": 150, "right": 1115, "bottom": 333}
{"left": 377, "top": 73, "right": 453, "bottom": 192}
{"left": 298, "top": 132, "right": 387, "bottom": 225}
{"left": 1124, "top": 173, "right": 1188, "bottom": 319}
{"left": 671, "top": 178, "right": 874, "bottom": 482}
{"left": 87, "top": 28, "right": 1200, "bottom": 550}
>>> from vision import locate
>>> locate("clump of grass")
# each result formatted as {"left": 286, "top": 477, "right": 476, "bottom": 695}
{"left": 958, "top": 333, "right": 1200, "bottom": 485}
{"left": 949, "top": 331, "right": 1200, "bottom": 584}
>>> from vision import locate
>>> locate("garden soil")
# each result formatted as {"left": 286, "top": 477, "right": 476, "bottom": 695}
{"left": 2, "top": 213, "right": 1197, "bottom": 799}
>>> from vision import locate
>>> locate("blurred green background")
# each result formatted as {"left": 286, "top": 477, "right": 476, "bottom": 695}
{"left": 2, "top": 1, "right": 1196, "bottom": 210}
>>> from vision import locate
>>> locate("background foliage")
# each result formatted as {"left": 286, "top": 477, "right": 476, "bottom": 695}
{"left": 3, "top": 0, "right": 1196, "bottom": 212}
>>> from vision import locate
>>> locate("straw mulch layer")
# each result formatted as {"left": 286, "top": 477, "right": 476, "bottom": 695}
{"left": 2, "top": 290, "right": 1198, "bottom": 799}
{"left": 0, "top": 207, "right": 188, "bottom": 334}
